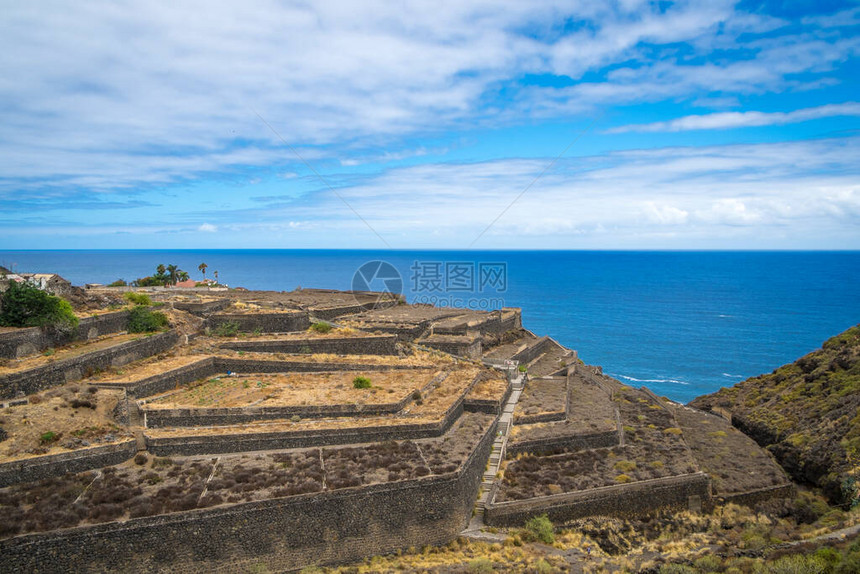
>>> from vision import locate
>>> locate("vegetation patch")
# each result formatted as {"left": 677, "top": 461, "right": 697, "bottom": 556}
{"left": 127, "top": 306, "right": 169, "bottom": 333}
{"left": 0, "top": 280, "right": 78, "bottom": 333}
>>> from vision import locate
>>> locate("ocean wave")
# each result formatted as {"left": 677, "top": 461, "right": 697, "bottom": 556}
{"left": 722, "top": 373, "right": 744, "bottom": 378}
{"left": 609, "top": 373, "right": 689, "bottom": 385}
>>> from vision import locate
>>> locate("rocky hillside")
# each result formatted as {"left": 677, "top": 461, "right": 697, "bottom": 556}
{"left": 691, "top": 325, "right": 860, "bottom": 507}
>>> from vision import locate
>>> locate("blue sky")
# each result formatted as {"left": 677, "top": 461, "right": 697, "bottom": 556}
{"left": 1, "top": 0, "right": 858, "bottom": 250}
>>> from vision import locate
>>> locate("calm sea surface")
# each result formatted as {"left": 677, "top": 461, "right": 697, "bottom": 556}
{"left": 2, "top": 250, "right": 858, "bottom": 403}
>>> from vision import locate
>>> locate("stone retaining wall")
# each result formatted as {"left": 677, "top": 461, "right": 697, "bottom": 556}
{"left": 464, "top": 381, "right": 513, "bottom": 415}
{"left": 171, "top": 300, "right": 230, "bottom": 315}
{"left": 310, "top": 300, "right": 396, "bottom": 320}
{"left": 506, "top": 429, "right": 619, "bottom": 456}
{"left": 213, "top": 357, "right": 419, "bottom": 374}
{"left": 95, "top": 358, "right": 217, "bottom": 398}
{"left": 511, "top": 336, "right": 555, "bottom": 365}
{"left": 143, "top": 393, "right": 414, "bottom": 428}
{"left": 209, "top": 311, "right": 310, "bottom": 333}
{"left": 0, "top": 418, "right": 496, "bottom": 573}
{"left": 146, "top": 370, "right": 481, "bottom": 456}
{"left": 0, "top": 331, "right": 180, "bottom": 399}
{"left": 0, "top": 440, "right": 137, "bottom": 487}
{"left": 219, "top": 334, "right": 398, "bottom": 356}
{"left": 417, "top": 335, "right": 482, "bottom": 359}
{"left": 0, "top": 310, "right": 131, "bottom": 360}
{"left": 485, "top": 472, "right": 712, "bottom": 526}
{"left": 720, "top": 483, "right": 795, "bottom": 506}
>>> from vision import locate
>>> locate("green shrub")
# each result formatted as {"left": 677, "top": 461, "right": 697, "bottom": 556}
{"left": 310, "top": 322, "right": 332, "bottom": 334}
{"left": 353, "top": 376, "right": 372, "bottom": 389}
{"left": 614, "top": 460, "right": 637, "bottom": 472}
{"left": 107, "top": 279, "right": 127, "bottom": 287}
{"left": 523, "top": 514, "right": 554, "bottom": 544}
{"left": 39, "top": 431, "right": 59, "bottom": 445}
{"left": 123, "top": 291, "right": 152, "bottom": 306}
{"left": 518, "top": 364, "right": 527, "bottom": 373}
{"left": 466, "top": 558, "right": 494, "bottom": 573}
{"left": 758, "top": 554, "right": 830, "bottom": 574}
{"left": 694, "top": 554, "right": 723, "bottom": 573}
{"left": 214, "top": 321, "right": 240, "bottom": 337}
{"left": 659, "top": 565, "right": 697, "bottom": 574}
{"left": 0, "top": 281, "right": 79, "bottom": 333}
{"left": 127, "top": 306, "right": 168, "bottom": 333}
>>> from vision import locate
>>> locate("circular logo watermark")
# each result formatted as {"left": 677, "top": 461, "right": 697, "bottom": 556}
{"left": 351, "top": 260, "right": 403, "bottom": 305}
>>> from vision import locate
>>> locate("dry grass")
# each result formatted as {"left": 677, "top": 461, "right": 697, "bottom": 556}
{"left": 144, "top": 369, "right": 439, "bottom": 409}
{"left": 89, "top": 354, "right": 206, "bottom": 384}
{"left": 406, "top": 366, "right": 482, "bottom": 417}
{"left": 465, "top": 372, "right": 508, "bottom": 401}
{"left": 0, "top": 385, "right": 130, "bottom": 462}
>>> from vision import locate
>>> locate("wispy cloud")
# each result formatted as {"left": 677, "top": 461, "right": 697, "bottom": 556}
{"left": 0, "top": 1, "right": 857, "bottom": 249}
{"left": 607, "top": 102, "right": 860, "bottom": 133}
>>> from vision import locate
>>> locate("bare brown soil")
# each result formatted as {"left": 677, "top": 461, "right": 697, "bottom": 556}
{"left": 0, "top": 385, "right": 130, "bottom": 462}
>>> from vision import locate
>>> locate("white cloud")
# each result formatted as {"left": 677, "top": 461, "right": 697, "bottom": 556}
{"left": 607, "top": 102, "right": 860, "bottom": 133}
{"left": 198, "top": 223, "right": 217, "bottom": 232}
{"left": 0, "top": 0, "right": 854, "bottom": 198}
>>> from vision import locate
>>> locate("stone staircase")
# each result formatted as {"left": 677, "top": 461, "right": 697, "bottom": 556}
{"left": 462, "top": 369, "right": 525, "bottom": 538}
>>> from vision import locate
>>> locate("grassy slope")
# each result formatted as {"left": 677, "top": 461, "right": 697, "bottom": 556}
{"left": 691, "top": 325, "right": 860, "bottom": 506}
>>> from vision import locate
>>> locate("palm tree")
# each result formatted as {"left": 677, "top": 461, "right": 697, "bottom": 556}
{"left": 213, "top": 270, "right": 219, "bottom": 284}
{"left": 156, "top": 264, "right": 166, "bottom": 276}
{"left": 198, "top": 262, "right": 207, "bottom": 280}
{"left": 178, "top": 271, "right": 190, "bottom": 283}
{"left": 166, "top": 264, "right": 179, "bottom": 286}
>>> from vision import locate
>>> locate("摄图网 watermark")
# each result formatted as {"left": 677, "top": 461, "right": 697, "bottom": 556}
{"left": 351, "top": 260, "right": 508, "bottom": 310}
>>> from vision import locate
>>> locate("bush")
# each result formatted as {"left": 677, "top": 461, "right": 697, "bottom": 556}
{"left": 518, "top": 364, "right": 527, "bottom": 373}
{"left": 107, "top": 279, "right": 127, "bottom": 287}
{"left": 40, "top": 431, "right": 59, "bottom": 445}
{"left": 134, "top": 453, "right": 148, "bottom": 465}
{"left": 0, "top": 281, "right": 79, "bottom": 333}
{"left": 127, "top": 306, "right": 168, "bottom": 333}
{"left": 123, "top": 292, "right": 152, "bottom": 306}
{"left": 310, "top": 322, "right": 332, "bottom": 334}
{"left": 523, "top": 514, "right": 554, "bottom": 544}
{"left": 214, "top": 321, "right": 240, "bottom": 337}
{"left": 353, "top": 376, "right": 372, "bottom": 389}
{"left": 466, "top": 558, "right": 494, "bottom": 574}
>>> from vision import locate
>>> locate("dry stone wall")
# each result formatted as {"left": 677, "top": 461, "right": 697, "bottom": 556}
{"left": 209, "top": 311, "right": 309, "bottom": 333}
{"left": 0, "top": 310, "right": 131, "bottom": 360}
{"left": 0, "top": 440, "right": 137, "bottom": 487}
{"left": 485, "top": 472, "right": 712, "bottom": 526}
{"left": 0, "top": 418, "right": 496, "bottom": 573}
{"left": 219, "top": 334, "right": 398, "bottom": 356}
{"left": 0, "top": 331, "right": 180, "bottom": 399}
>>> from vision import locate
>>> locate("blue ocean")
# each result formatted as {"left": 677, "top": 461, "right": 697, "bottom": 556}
{"left": 1, "top": 250, "right": 858, "bottom": 403}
